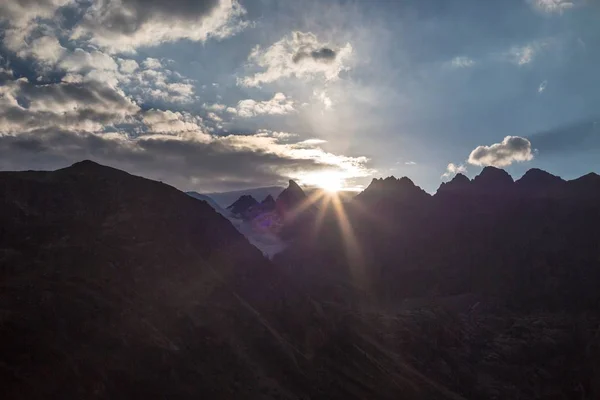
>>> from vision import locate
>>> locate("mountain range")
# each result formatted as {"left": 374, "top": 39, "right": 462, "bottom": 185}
{"left": 2, "top": 161, "right": 600, "bottom": 399}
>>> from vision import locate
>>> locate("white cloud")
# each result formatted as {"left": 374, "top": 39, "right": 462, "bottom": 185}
{"left": 142, "top": 109, "right": 209, "bottom": 139}
{"left": 233, "top": 93, "right": 295, "bottom": 118}
{"left": 529, "top": 0, "right": 575, "bottom": 13}
{"left": 239, "top": 31, "right": 353, "bottom": 87}
{"left": 468, "top": 136, "right": 534, "bottom": 167}
{"left": 314, "top": 89, "right": 333, "bottom": 109}
{"left": 118, "top": 59, "right": 140, "bottom": 74}
{"left": 405, "top": 161, "right": 417, "bottom": 165}
{"left": 450, "top": 56, "right": 475, "bottom": 68}
{"left": 142, "top": 58, "right": 163, "bottom": 70}
{"left": 441, "top": 163, "right": 467, "bottom": 179}
{"left": 511, "top": 44, "right": 536, "bottom": 65}
{"left": 0, "top": 0, "right": 72, "bottom": 52}
{"left": 538, "top": 80, "right": 548, "bottom": 93}
{"left": 17, "top": 36, "right": 66, "bottom": 66}
{"left": 204, "top": 103, "right": 227, "bottom": 112}
{"left": 71, "top": 0, "right": 249, "bottom": 53}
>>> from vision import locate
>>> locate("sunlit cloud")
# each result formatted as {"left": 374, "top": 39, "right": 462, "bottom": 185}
{"left": 71, "top": 0, "right": 249, "bottom": 53}
{"left": 529, "top": 0, "right": 575, "bottom": 13}
{"left": 239, "top": 31, "right": 353, "bottom": 87}
{"left": 468, "top": 136, "right": 534, "bottom": 167}
{"left": 441, "top": 163, "right": 467, "bottom": 179}
{"left": 232, "top": 93, "right": 295, "bottom": 117}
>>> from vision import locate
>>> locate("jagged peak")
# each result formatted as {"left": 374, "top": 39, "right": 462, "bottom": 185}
{"left": 516, "top": 168, "right": 564, "bottom": 187}
{"left": 473, "top": 166, "right": 514, "bottom": 186}
{"left": 227, "top": 195, "right": 258, "bottom": 211}
{"left": 451, "top": 173, "right": 471, "bottom": 184}
{"left": 262, "top": 194, "right": 275, "bottom": 204}
{"left": 436, "top": 173, "right": 471, "bottom": 195}
{"left": 287, "top": 179, "right": 302, "bottom": 190}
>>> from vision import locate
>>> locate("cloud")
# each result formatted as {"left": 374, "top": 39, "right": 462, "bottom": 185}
{"left": 142, "top": 58, "right": 164, "bottom": 70}
{"left": 239, "top": 31, "right": 353, "bottom": 87}
{"left": 233, "top": 93, "right": 295, "bottom": 117}
{"left": 0, "top": 0, "right": 72, "bottom": 51}
{"left": 0, "top": 78, "right": 140, "bottom": 134}
{"left": 529, "top": 0, "right": 575, "bottom": 13}
{"left": 510, "top": 44, "right": 536, "bottom": 65}
{"left": 449, "top": 56, "right": 475, "bottom": 68}
{"left": 441, "top": 163, "right": 467, "bottom": 179}
{"left": 468, "top": 136, "right": 534, "bottom": 167}
{"left": 405, "top": 161, "right": 417, "bottom": 165}
{"left": 17, "top": 36, "right": 66, "bottom": 66}
{"left": 0, "top": 128, "right": 371, "bottom": 191}
{"left": 313, "top": 90, "right": 333, "bottom": 109}
{"left": 538, "top": 80, "right": 548, "bottom": 93}
{"left": 141, "top": 109, "right": 208, "bottom": 137}
{"left": 71, "top": 0, "right": 249, "bottom": 53}
{"left": 0, "top": 76, "right": 370, "bottom": 192}
{"left": 506, "top": 39, "right": 555, "bottom": 66}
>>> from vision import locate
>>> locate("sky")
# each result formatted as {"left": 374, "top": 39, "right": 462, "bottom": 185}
{"left": 0, "top": 0, "right": 599, "bottom": 193}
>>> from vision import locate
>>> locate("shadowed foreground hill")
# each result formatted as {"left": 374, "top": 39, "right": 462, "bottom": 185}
{"left": 0, "top": 161, "right": 460, "bottom": 400}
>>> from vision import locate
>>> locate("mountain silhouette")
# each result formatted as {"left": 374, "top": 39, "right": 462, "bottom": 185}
{"left": 3, "top": 161, "right": 600, "bottom": 399}
{"left": 276, "top": 179, "right": 307, "bottom": 217}
{"left": 275, "top": 166, "right": 600, "bottom": 398}
{"left": 226, "top": 194, "right": 258, "bottom": 216}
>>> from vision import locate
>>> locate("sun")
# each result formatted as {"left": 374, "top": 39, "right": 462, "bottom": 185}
{"left": 306, "top": 171, "right": 344, "bottom": 192}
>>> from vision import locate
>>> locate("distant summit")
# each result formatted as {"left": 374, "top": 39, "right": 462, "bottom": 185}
{"left": 516, "top": 168, "right": 564, "bottom": 191}
{"left": 276, "top": 180, "right": 307, "bottom": 217}
{"left": 227, "top": 195, "right": 258, "bottom": 216}
{"left": 472, "top": 166, "right": 514, "bottom": 188}
{"left": 261, "top": 194, "right": 276, "bottom": 211}
{"left": 437, "top": 173, "right": 471, "bottom": 194}
{"left": 356, "top": 176, "right": 430, "bottom": 204}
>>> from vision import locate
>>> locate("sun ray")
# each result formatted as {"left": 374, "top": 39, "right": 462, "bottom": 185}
{"left": 284, "top": 190, "right": 325, "bottom": 222}
{"left": 312, "top": 193, "right": 333, "bottom": 238}
{"left": 330, "top": 194, "right": 369, "bottom": 294}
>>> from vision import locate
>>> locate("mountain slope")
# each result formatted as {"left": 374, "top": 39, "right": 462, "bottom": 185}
{"left": 0, "top": 161, "right": 459, "bottom": 400}
{"left": 275, "top": 167, "right": 600, "bottom": 399}
{"left": 186, "top": 191, "right": 228, "bottom": 216}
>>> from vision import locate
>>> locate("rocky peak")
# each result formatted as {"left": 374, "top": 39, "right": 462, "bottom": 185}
{"left": 516, "top": 168, "right": 564, "bottom": 188}
{"left": 472, "top": 167, "right": 514, "bottom": 188}
{"left": 227, "top": 195, "right": 259, "bottom": 215}
{"left": 436, "top": 173, "right": 471, "bottom": 195}
{"left": 358, "top": 176, "right": 429, "bottom": 203}
{"left": 277, "top": 180, "right": 307, "bottom": 207}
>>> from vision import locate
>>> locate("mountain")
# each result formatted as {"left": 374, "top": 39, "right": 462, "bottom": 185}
{"left": 186, "top": 191, "right": 227, "bottom": 216}
{"left": 261, "top": 194, "right": 276, "bottom": 211}
{"left": 205, "top": 186, "right": 284, "bottom": 208}
{"left": 276, "top": 179, "right": 307, "bottom": 217}
{"left": 226, "top": 194, "right": 258, "bottom": 216}
{"left": 356, "top": 176, "right": 430, "bottom": 206}
{"left": 3, "top": 161, "right": 466, "bottom": 399}
{"left": 5, "top": 161, "right": 600, "bottom": 399}
{"left": 275, "top": 167, "right": 600, "bottom": 399}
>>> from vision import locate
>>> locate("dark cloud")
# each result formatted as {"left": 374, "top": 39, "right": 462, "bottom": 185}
{"left": 72, "top": 0, "right": 246, "bottom": 52}
{"left": 0, "top": 78, "right": 140, "bottom": 133}
{"left": 292, "top": 47, "right": 337, "bottom": 64}
{"left": 468, "top": 136, "right": 534, "bottom": 167}
{"left": 0, "top": 130, "right": 331, "bottom": 192}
